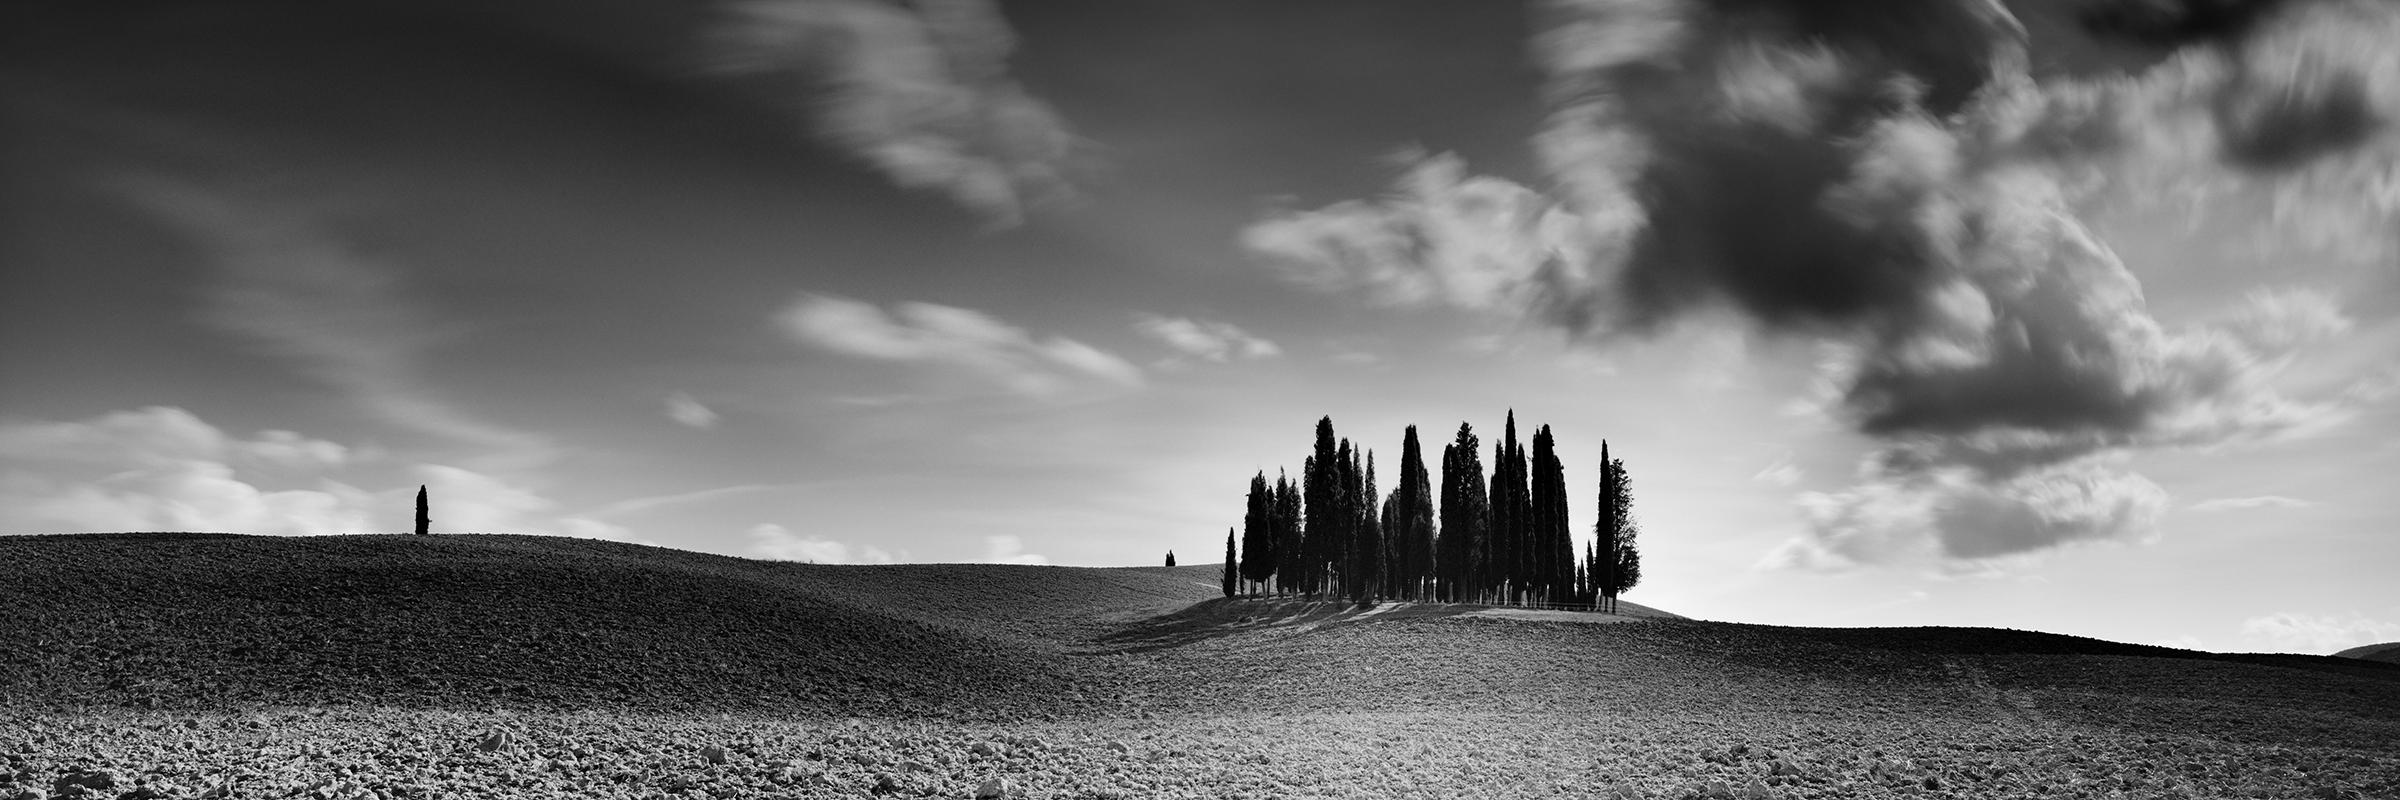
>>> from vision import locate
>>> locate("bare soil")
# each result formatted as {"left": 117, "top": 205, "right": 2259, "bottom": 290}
{"left": 4, "top": 533, "right": 2396, "bottom": 799}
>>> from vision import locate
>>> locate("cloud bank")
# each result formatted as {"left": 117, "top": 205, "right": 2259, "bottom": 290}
{"left": 0, "top": 407, "right": 633, "bottom": 542}
{"left": 705, "top": 0, "right": 1083, "bottom": 227}
{"left": 778, "top": 293, "right": 1143, "bottom": 397}
{"left": 1244, "top": 0, "right": 2393, "bottom": 568}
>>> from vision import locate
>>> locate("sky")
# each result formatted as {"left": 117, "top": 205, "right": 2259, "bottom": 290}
{"left": 3, "top": 0, "right": 2397, "bottom": 655}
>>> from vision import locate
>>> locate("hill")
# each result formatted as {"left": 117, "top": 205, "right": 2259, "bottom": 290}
{"left": 3, "top": 532, "right": 2397, "bottom": 799}
{"left": 0, "top": 532, "right": 1218, "bottom": 718}
{"left": 2336, "top": 641, "right": 2400, "bottom": 664}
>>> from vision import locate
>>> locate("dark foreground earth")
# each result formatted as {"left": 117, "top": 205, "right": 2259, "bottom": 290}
{"left": 4, "top": 533, "right": 2396, "bottom": 799}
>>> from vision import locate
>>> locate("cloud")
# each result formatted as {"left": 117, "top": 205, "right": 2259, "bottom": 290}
{"left": 112, "top": 174, "right": 552, "bottom": 468}
{"left": 1242, "top": 152, "right": 1620, "bottom": 329}
{"left": 777, "top": 293, "right": 1143, "bottom": 397}
{"left": 1250, "top": 0, "right": 2387, "bottom": 568}
{"left": 1751, "top": 460, "right": 1802, "bottom": 488}
{"left": 2189, "top": 494, "right": 2314, "bottom": 512}
{"left": 1131, "top": 314, "right": 1282, "bottom": 362}
{"left": 703, "top": 0, "right": 1084, "bottom": 228}
{"left": 2239, "top": 611, "right": 2400, "bottom": 654}
{"left": 665, "top": 392, "right": 720, "bottom": 429}
{"left": 747, "top": 523, "right": 896, "bottom": 564}
{"left": 0, "top": 406, "right": 638, "bottom": 543}
{"left": 979, "top": 533, "right": 1048, "bottom": 565}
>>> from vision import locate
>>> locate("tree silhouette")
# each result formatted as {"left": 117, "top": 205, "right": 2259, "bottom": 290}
{"left": 414, "top": 485, "right": 430, "bottom": 536}
{"left": 1596, "top": 443, "right": 1642, "bottom": 613}
{"left": 1271, "top": 471, "right": 1301, "bottom": 595}
{"left": 1302, "top": 417, "right": 1339, "bottom": 596}
{"left": 1240, "top": 472, "right": 1275, "bottom": 593}
{"left": 1530, "top": 425, "right": 1573, "bottom": 604}
{"left": 1222, "top": 528, "right": 1237, "bottom": 598}
{"left": 1488, "top": 412, "right": 1529, "bottom": 603}
{"left": 1391, "top": 425, "right": 1436, "bottom": 600}
{"left": 1166, "top": 550, "right": 1177, "bottom": 567}
{"left": 1436, "top": 423, "right": 1487, "bottom": 603}
{"left": 1351, "top": 450, "right": 1382, "bottom": 605}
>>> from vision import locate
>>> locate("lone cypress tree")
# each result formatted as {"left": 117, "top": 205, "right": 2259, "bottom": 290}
{"left": 1166, "top": 550, "right": 1177, "bottom": 567}
{"left": 414, "top": 485, "right": 430, "bottom": 536}
{"left": 1222, "top": 528, "right": 1238, "bottom": 598}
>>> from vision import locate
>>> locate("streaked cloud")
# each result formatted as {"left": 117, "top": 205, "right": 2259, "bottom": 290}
{"left": 1132, "top": 313, "right": 1281, "bottom": 363}
{"left": 1750, "top": 459, "right": 1802, "bottom": 488}
{"left": 111, "top": 175, "right": 552, "bottom": 469}
{"left": 2190, "top": 494, "right": 2315, "bottom": 513}
{"left": 665, "top": 392, "right": 720, "bottom": 429}
{"left": 703, "top": 0, "right": 1083, "bottom": 228}
{"left": 776, "top": 293, "right": 1142, "bottom": 397}
{"left": 747, "top": 522, "right": 897, "bottom": 564}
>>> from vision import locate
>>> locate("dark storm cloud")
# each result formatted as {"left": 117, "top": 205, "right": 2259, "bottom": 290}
{"left": 1247, "top": 0, "right": 2386, "bottom": 567}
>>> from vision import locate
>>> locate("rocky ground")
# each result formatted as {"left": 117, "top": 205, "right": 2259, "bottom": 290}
{"left": 4, "top": 533, "right": 2397, "bottom": 799}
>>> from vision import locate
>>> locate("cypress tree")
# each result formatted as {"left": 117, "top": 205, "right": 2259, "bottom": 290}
{"left": 1352, "top": 451, "right": 1382, "bottom": 605}
{"left": 414, "top": 485, "right": 430, "bottom": 536}
{"left": 1438, "top": 423, "right": 1488, "bottom": 603}
{"left": 1222, "top": 528, "right": 1238, "bottom": 597}
{"left": 1532, "top": 425, "right": 1574, "bottom": 604}
{"left": 1166, "top": 550, "right": 1177, "bottom": 567}
{"left": 1302, "top": 417, "right": 1339, "bottom": 596}
{"left": 1272, "top": 471, "right": 1301, "bottom": 595}
{"left": 1487, "top": 413, "right": 1530, "bottom": 604}
{"left": 1597, "top": 444, "right": 1643, "bottom": 613}
{"left": 1240, "top": 472, "right": 1275, "bottom": 592}
{"left": 1395, "top": 425, "right": 1436, "bottom": 600}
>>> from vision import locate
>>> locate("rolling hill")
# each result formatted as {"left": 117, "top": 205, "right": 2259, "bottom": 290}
{"left": 2336, "top": 641, "right": 2400, "bottom": 665}
{"left": 3, "top": 532, "right": 2396, "bottom": 799}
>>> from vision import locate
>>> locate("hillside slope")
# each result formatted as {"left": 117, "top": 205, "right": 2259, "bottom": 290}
{"left": 2336, "top": 641, "right": 2400, "bottom": 664}
{"left": 0, "top": 533, "right": 1217, "bottom": 718}
{"left": 5, "top": 533, "right": 2399, "bottom": 799}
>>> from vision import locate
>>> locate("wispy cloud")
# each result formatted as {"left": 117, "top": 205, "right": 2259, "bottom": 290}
{"left": 584, "top": 483, "right": 782, "bottom": 520}
{"left": 703, "top": 0, "right": 1084, "bottom": 228}
{"left": 112, "top": 174, "right": 552, "bottom": 469}
{"left": 747, "top": 523, "right": 897, "bottom": 564}
{"left": 1132, "top": 313, "right": 1281, "bottom": 363}
{"left": 1249, "top": 0, "right": 2389, "bottom": 569}
{"left": 2190, "top": 495, "right": 2315, "bottom": 513}
{"left": 665, "top": 392, "right": 720, "bottom": 429}
{"left": 777, "top": 293, "right": 1143, "bottom": 397}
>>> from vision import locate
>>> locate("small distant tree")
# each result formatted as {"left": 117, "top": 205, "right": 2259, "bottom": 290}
{"left": 1165, "top": 550, "right": 1177, "bottom": 567}
{"left": 414, "top": 485, "right": 430, "bottom": 536}
{"left": 1221, "top": 528, "right": 1238, "bottom": 597}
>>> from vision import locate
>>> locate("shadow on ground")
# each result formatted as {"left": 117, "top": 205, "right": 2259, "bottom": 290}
{"left": 1097, "top": 597, "right": 1650, "bottom": 653}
